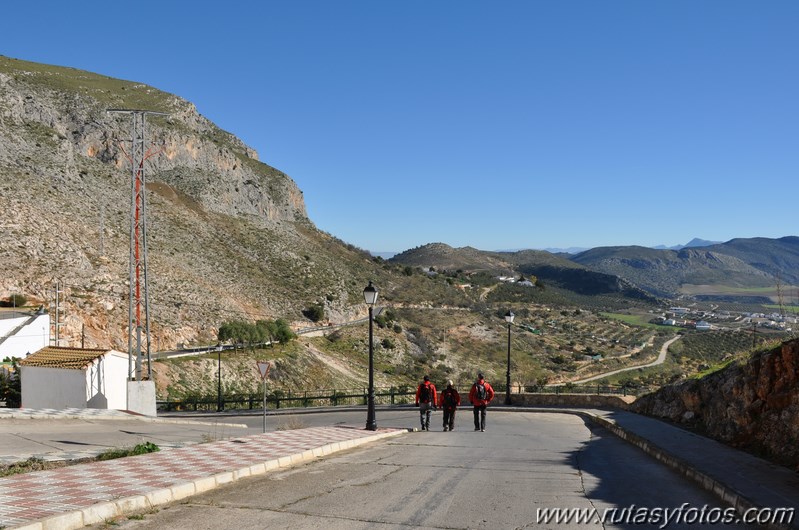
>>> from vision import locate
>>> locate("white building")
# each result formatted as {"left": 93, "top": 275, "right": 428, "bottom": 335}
{"left": 19, "top": 346, "right": 129, "bottom": 410}
{"left": 0, "top": 311, "right": 50, "bottom": 359}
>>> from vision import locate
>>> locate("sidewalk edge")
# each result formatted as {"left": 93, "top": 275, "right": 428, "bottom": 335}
{"left": 10, "top": 429, "right": 406, "bottom": 530}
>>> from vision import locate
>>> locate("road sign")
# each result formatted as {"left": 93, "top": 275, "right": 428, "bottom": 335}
{"left": 257, "top": 361, "right": 270, "bottom": 380}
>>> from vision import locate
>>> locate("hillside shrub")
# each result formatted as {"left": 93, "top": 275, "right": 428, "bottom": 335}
{"left": 302, "top": 304, "right": 325, "bottom": 322}
{"left": 0, "top": 358, "right": 21, "bottom": 408}
{"left": 218, "top": 319, "right": 295, "bottom": 349}
{"left": 0, "top": 294, "right": 27, "bottom": 308}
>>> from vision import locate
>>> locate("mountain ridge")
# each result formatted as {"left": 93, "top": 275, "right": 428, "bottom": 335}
{"left": 390, "top": 237, "right": 799, "bottom": 303}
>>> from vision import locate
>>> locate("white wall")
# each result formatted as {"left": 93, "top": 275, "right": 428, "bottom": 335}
{"left": 21, "top": 350, "right": 129, "bottom": 410}
{"left": 0, "top": 314, "right": 50, "bottom": 359}
{"left": 21, "top": 366, "right": 86, "bottom": 409}
{"left": 88, "top": 350, "right": 128, "bottom": 410}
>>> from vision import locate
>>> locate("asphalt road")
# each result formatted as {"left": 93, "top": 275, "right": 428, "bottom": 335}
{"left": 86, "top": 409, "right": 755, "bottom": 529}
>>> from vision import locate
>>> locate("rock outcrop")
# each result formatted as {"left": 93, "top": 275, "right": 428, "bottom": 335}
{"left": 631, "top": 338, "right": 799, "bottom": 470}
{"left": 0, "top": 56, "right": 373, "bottom": 351}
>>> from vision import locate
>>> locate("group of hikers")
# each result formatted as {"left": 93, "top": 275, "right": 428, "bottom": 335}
{"left": 414, "top": 373, "right": 495, "bottom": 432}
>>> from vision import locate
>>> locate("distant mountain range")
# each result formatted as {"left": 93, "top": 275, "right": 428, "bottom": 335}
{"left": 386, "top": 237, "right": 724, "bottom": 258}
{"left": 390, "top": 236, "right": 799, "bottom": 303}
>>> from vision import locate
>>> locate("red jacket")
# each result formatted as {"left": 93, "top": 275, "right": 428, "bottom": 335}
{"left": 415, "top": 381, "right": 438, "bottom": 406}
{"left": 439, "top": 387, "right": 461, "bottom": 410}
{"left": 468, "top": 378, "right": 495, "bottom": 407}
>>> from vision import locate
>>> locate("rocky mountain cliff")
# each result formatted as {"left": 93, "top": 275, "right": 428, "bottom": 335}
{"left": 631, "top": 338, "right": 799, "bottom": 470}
{"left": 0, "top": 56, "right": 381, "bottom": 350}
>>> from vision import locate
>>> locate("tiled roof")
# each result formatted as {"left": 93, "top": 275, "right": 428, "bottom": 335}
{"left": 19, "top": 346, "right": 111, "bottom": 370}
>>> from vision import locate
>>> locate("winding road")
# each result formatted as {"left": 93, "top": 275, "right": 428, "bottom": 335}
{"left": 556, "top": 334, "right": 681, "bottom": 386}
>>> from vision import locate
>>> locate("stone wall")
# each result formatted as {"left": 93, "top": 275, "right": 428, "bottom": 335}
{"left": 631, "top": 338, "right": 799, "bottom": 470}
{"left": 509, "top": 393, "right": 633, "bottom": 409}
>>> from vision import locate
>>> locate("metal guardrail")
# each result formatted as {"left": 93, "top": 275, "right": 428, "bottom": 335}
{"left": 157, "top": 387, "right": 417, "bottom": 412}
{"left": 156, "top": 384, "right": 651, "bottom": 412}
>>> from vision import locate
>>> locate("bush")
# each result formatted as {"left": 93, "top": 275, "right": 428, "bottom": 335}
{"left": 0, "top": 294, "right": 27, "bottom": 308}
{"left": 302, "top": 304, "right": 325, "bottom": 322}
{"left": 219, "top": 318, "right": 296, "bottom": 348}
{"left": 0, "top": 358, "right": 21, "bottom": 408}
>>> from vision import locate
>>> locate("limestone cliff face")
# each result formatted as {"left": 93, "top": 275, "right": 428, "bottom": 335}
{"left": 0, "top": 56, "right": 306, "bottom": 224}
{"left": 0, "top": 56, "right": 368, "bottom": 352}
{"left": 631, "top": 338, "right": 799, "bottom": 469}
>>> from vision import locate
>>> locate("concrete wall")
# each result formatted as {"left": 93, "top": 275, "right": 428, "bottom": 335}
{"left": 509, "top": 393, "right": 633, "bottom": 409}
{"left": 0, "top": 314, "right": 50, "bottom": 359}
{"left": 127, "top": 380, "right": 156, "bottom": 416}
{"left": 21, "top": 366, "right": 86, "bottom": 409}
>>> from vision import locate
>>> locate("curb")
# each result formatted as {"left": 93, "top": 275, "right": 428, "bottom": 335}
{"left": 584, "top": 413, "right": 796, "bottom": 530}
{"left": 492, "top": 406, "right": 796, "bottom": 530}
{"left": 10, "top": 429, "right": 407, "bottom": 530}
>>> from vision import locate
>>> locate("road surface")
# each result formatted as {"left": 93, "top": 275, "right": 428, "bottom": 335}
{"left": 91, "top": 409, "right": 752, "bottom": 529}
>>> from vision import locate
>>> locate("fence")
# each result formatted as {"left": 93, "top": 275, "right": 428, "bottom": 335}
{"left": 155, "top": 383, "right": 651, "bottom": 412}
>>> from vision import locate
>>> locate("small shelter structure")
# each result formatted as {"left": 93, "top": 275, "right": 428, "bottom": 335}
{"left": 19, "top": 346, "right": 128, "bottom": 410}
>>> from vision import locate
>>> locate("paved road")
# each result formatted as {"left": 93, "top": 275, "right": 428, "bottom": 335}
{"left": 89, "top": 410, "right": 754, "bottom": 529}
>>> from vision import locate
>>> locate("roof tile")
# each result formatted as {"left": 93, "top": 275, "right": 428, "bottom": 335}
{"left": 19, "top": 346, "right": 111, "bottom": 370}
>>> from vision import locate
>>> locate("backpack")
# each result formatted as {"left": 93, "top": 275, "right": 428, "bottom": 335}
{"left": 419, "top": 383, "right": 431, "bottom": 403}
{"left": 475, "top": 382, "right": 487, "bottom": 401}
{"left": 443, "top": 389, "right": 456, "bottom": 408}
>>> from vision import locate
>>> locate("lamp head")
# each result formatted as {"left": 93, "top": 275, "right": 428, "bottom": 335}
{"left": 504, "top": 310, "right": 515, "bottom": 324}
{"left": 363, "top": 281, "right": 378, "bottom": 306}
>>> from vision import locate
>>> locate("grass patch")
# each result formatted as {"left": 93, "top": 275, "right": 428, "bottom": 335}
{"left": 600, "top": 312, "right": 665, "bottom": 329}
{"left": 97, "top": 441, "right": 160, "bottom": 461}
{"left": 276, "top": 415, "right": 307, "bottom": 430}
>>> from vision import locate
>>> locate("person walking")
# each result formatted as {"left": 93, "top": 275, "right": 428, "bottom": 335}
{"left": 469, "top": 372, "right": 495, "bottom": 432}
{"left": 415, "top": 375, "right": 437, "bottom": 431}
{"left": 439, "top": 380, "right": 461, "bottom": 431}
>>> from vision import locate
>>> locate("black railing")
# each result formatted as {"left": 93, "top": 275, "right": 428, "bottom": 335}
{"left": 156, "top": 383, "right": 651, "bottom": 412}
{"left": 157, "top": 387, "right": 417, "bottom": 412}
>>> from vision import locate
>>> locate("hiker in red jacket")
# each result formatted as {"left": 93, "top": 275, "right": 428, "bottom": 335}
{"left": 468, "top": 373, "right": 495, "bottom": 432}
{"left": 415, "top": 375, "right": 437, "bottom": 431}
{"left": 439, "top": 379, "right": 461, "bottom": 432}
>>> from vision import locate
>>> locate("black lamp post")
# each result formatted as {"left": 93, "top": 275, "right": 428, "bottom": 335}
{"left": 364, "top": 281, "right": 378, "bottom": 430}
{"left": 504, "top": 310, "right": 514, "bottom": 405}
{"left": 216, "top": 342, "right": 223, "bottom": 412}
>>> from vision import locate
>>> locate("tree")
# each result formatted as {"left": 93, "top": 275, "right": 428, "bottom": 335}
{"left": 256, "top": 319, "right": 296, "bottom": 346}
{"left": 0, "top": 294, "right": 27, "bottom": 308}
{"left": 0, "top": 358, "right": 21, "bottom": 408}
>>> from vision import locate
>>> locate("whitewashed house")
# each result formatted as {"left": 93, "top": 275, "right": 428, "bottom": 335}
{"left": 0, "top": 311, "right": 50, "bottom": 359}
{"left": 19, "top": 346, "right": 129, "bottom": 410}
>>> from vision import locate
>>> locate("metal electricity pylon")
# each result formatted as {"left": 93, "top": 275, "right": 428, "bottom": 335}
{"left": 107, "top": 109, "right": 167, "bottom": 381}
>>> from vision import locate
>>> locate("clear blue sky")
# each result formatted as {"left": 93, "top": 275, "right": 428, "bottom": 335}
{"left": 3, "top": 1, "right": 798, "bottom": 253}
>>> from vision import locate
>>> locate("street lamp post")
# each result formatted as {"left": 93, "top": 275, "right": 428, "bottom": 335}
{"left": 216, "top": 343, "right": 223, "bottom": 412}
{"left": 505, "top": 310, "right": 515, "bottom": 405}
{"left": 363, "top": 281, "right": 378, "bottom": 431}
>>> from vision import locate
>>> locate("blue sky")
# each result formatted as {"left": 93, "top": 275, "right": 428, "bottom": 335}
{"left": 3, "top": 1, "right": 798, "bottom": 254}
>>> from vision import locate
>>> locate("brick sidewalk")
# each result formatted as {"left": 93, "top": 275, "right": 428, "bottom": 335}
{"left": 0, "top": 426, "right": 405, "bottom": 530}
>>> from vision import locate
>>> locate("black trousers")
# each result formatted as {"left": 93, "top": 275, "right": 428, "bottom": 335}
{"left": 473, "top": 404, "right": 486, "bottom": 430}
{"left": 443, "top": 408, "right": 456, "bottom": 429}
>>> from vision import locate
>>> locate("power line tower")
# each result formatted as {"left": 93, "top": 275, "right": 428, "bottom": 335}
{"left": 107, "top": 109, "right": 167, "bottom": 381}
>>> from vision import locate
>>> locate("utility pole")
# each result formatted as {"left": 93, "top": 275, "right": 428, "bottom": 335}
{"left": 51, "top": 280, "right": 63, "bottom": 347}
{"left": 107, "top": 109, "right": 167, "bottom": 381}
{"left": 99, "top": 202, "right": 105, "bottom": 257}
